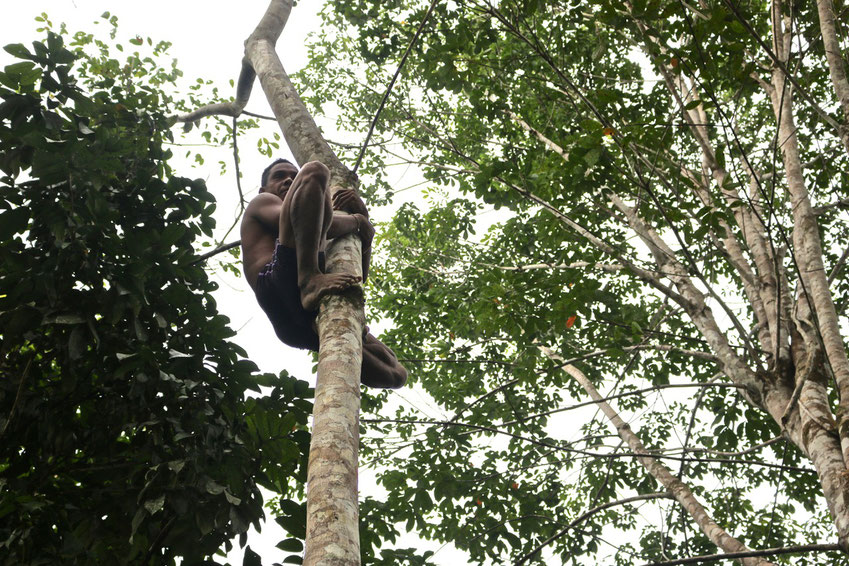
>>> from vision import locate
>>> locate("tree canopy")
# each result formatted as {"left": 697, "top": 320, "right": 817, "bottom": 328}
{"left": 289, "top": 0, "right": 849, "bottom": 563}
{"left": 0, "top": 22, "right": 313, "bottom": 565}
{"left": 7, "top": 0, "right": 849, "bottom": 563}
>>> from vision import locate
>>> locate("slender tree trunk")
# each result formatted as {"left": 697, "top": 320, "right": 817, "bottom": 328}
{"left": 815, "top": 0, "right": 849, "bottom": 130}
{"left": 246, "top": 4, "right": 363, "bottom": 563}
{"left": 177, "top": 0, "right": 364, "bottom": 562}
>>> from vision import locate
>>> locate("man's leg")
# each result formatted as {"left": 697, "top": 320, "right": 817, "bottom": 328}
{"left": 278, "top": 161, "right": 360, "bottom": 310}
{"left": 361, "top": 333, "right": 408, "bottom": 389}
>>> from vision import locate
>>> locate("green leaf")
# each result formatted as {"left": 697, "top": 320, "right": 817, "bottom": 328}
{"left": 242, "top": 546, "right": 262, "bottom": 566}
{"left": 3, "top": 43, "right": 33, "bottom": 60}
{"left": 144, "top": 495, "right": 165, "bottom": 515}
{"left": 275, "top": 538, "right": 304, "bottom": 552}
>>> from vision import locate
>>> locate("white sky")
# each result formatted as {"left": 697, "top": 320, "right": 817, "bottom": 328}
{"left": 1, "top": 2, "right": 471, "bottom": 564}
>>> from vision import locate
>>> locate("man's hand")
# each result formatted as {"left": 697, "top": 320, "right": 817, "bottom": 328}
{"left": 353, "top": 213, "right": 375, "bottom": 249}
{"left": 332, "top": 188, "right": 368, "bottom": 217}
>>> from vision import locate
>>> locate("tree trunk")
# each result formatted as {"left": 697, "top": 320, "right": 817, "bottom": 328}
{"left": 246, "top": 3, "right": 363, "bottom": 563}
{"left": 541, "top": 348, "right": 776, "bottom": 566}
{"left": 177, "top": 0, "right": 364, "bottom": 562}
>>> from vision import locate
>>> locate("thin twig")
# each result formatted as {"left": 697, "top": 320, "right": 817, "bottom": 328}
{"left": 363, "top": 418, "right": 814, "bottom": 474}
{"left": 142, "top": 515, "right": 177, "bottom": 565}
{"left": 515, "top": 493, "right": 673, "bottom": 565}
{"left": 828, "top": 242, "right": 849, "bottom": 284}
{"left": 215, "top": 117, "right": 249, "bottom": 245}
{"left": 636, "top": 543, "right": 841, "bottom": 566}
{"left": 497, "top": 382, "right": 739, "bottom": 428}
{"left": 233, "top": 116, "right": 246, "bottom": 208}
{"left": 352, "top": 0, "right": 439, "bottom": 173}
{"left": 242, "top": 109, "right": 276, "bottom": 121}
{"left": 191, "top": 240, "right": 241, "bottom": 265}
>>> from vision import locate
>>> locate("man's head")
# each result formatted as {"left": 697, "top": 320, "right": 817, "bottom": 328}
{"left": 261, "top": 158, "right": 296, "bottom": 188}
{"left": 260, "top": 159, "right": 299, "bottom": 199}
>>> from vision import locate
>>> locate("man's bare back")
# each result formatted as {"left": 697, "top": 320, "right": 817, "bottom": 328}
{"left": 240, "top": 159, "right": 407, "bottom": 389}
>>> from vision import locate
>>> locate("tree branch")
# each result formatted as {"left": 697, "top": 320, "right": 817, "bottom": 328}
{"left": 171, "top": 59, "right": 256, "bottom": 124}
{"left": 191, "top": 240, "right": 241, "bottom": 265}
{"left": 636, "top": 543, "right": 841, "bottom": 566}
{"left": 515, "top": 493, "right": 673, "bottom": 565}
{"left": 497, "top": 381, "right": 736, "bottom": 429}
{"left": 539, "top": 347, "right": 776, "bottom": 566}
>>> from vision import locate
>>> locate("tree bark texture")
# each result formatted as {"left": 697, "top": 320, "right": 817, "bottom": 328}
{"left": 246, "top": 3, "right": 363, "bottom": 563}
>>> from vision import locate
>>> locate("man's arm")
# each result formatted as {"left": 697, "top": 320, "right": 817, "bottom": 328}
{"left": 330, "top": 189, "right": 373, "bottom": 281}
{"left": 244, "top": 193, "right": 284, "bottom": 236}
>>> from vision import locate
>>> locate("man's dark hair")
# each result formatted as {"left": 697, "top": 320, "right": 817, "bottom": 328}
{"left": 261, "top": 158, "right": 295, "bottom": 187}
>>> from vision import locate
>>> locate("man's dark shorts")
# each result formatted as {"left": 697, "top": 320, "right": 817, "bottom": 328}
{"left": 254, "top": 242, "right": 323, "bottom": 351}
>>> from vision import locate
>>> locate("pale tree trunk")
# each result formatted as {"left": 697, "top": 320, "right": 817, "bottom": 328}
{"left": 815, "top": 0, "right": 849, "bottom": 136}
{"left": 176, "top": 1, "right": 363, "bottom": 563}
{"left": 765, "top": 1, "right": 849, "bottom": 550}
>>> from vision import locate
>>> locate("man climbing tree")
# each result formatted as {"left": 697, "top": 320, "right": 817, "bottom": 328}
{"left": 240, "top": 157, "right": 407, "bottom": 388}
{"left": 174, "top": 0, "right": 408, "bottom": 560}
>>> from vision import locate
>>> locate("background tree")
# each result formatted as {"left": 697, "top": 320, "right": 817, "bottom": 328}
{"left": 289, "top": 0, "right": 849, "bottom": 563}
{"left": 0, "top": 23, "right": 313, "bottom": 565}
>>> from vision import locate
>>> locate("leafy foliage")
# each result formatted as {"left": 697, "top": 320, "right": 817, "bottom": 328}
{"left": 0, "top": 25, "right": 312, "bottom": 565}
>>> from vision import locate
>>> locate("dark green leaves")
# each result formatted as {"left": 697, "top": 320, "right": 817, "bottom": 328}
{"left": 0, "top": 24, "right": 312, "bottom": 566}
{"left": 0, "top": 207, "right": 28, "bottom": 241}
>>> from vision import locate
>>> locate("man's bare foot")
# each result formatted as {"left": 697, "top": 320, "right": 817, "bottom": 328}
{"left": 300, "top": 273, "right": 361, "bottom": 310}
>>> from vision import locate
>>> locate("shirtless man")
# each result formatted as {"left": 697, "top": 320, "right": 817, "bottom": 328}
{"left": 240, "top": 158, "right": 407, "bottom": 389}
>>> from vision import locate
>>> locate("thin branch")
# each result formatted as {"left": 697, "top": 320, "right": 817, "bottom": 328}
{"left": 171, "top": 59, "right": 257, "bottom": 124}
{"left": 142, "top": 515, "right": 177, "bottom": 565}
{"left": 686, "top": 436, "right": 785, "bottom": 458}
{"left": 540, "top": 346, "right": 776, "bottom": 565}
{"left": 450, "top": 351, "right": 722, "bottom": 424}
{"left": 497, "top": 381, "right": 737, "bottom": 429}
{"left": 636, "top": 543, "right": 841, "bottom": 566}
{"left": 828, "top": 242, "right": 849, "bottom": 285}
{"left": 813, "top": 197, "right": 849, "bottom": 215}
{"left": 214, "top": 117, "right": 248, "bottom": 246}
{"left": 352, "top": 0, "right": 439, "bottom": 173}
{"left": 191, "top": 240, "right": 241, "bottom": 265}
{"left": 515, "top": 493, "right": 673, "bottom": 565}
{"left": 364, "top": 418, "right": 814, "bottom": 474}
{"left": 232, "top": 116, "right": 246, "bottom": 208}
{"left": 242, "top": 109, "right": 276, "bottom": 121}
